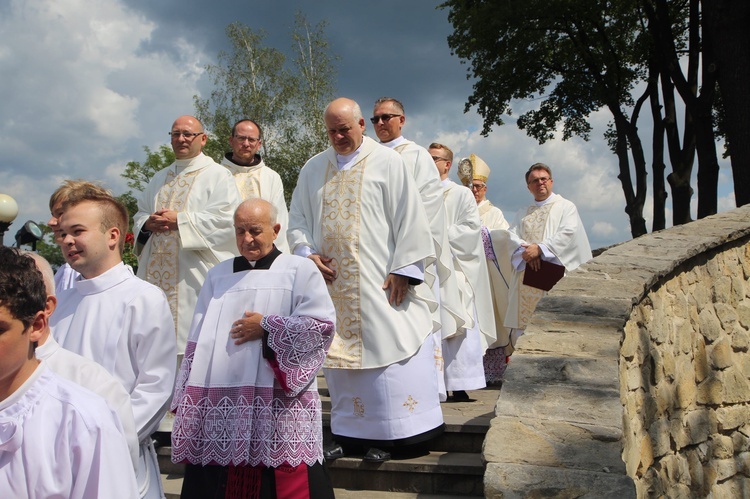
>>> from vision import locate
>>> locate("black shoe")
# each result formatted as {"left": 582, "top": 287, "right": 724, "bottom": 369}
{"left": 451, "top": 390, "right": 471, "bottom": 402}
{"left": 151, "top": 431, "right": 171, "bottom": 449}
{"left": 363, "top": 447, "right": 391, "bottom": 463}
{"left": 323, "top": 443, "right": 346, "bottom": 461}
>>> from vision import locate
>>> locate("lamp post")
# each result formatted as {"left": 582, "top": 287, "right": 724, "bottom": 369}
{"left": 0, "top": 194, "right": 19, "bottom": 247}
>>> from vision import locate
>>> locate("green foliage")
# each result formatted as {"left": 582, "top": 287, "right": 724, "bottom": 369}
{"left": 122, "top": 145, "right": 175, "bottom": 192}
{"left": 195, "top": 13, "right": 337, "bottom": 204}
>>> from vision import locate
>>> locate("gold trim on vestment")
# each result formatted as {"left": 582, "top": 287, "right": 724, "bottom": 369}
{"left": 144, "top": 168, "right": 200, "bottom": 336}
{"left": 515, "top": 203, "right": 553, "bottom": 328}
{"left": 234, "top": 170, "right": 261, "bottom": 200}
{"left": 321, "top": 160, "right": 365, "bottom": 368}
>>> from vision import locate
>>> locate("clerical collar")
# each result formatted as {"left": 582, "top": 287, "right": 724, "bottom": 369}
{"left": 233, "top": 246, "right": 282, "bottom": 273}
{"left": 380, "top": 135, "right": 407, "bottom": 149}
{"left": 174, "top": 152, "right": 206, "bottom": 168}
{"left": 336, "top": 142, "right": 365, "bottom": 171}
{"left": 225, "top": 152, "right": 262, "bottom": 168}
{"left": 535, "top": 192, "right": 557, "bottom": 207}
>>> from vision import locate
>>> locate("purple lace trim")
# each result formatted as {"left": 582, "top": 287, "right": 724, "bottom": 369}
{"left": 171, "top": 384, "right": 324, "bottom": 468}
{"left": 481, "top": 226, "right": 497, "bottom": 261}
{"left": 261, "top": 315, "right": 334, "bottom": 397}
{"left": 483, "top": 346, "right": 508, "bottom": 383}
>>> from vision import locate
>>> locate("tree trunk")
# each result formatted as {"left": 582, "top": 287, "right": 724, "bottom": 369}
{"left": 611, "top": 109, "right": 648, "bottom": 237}
{"left": 702, "top": 0, "right": 750, "bottom": 207}
{"left": 648, "top": 66, "right": 667, "bottom": 231}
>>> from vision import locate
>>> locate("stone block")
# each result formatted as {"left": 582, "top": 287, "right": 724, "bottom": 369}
{"left": 709, "top": 457, "right": 737, "bottom": 482}
{"left": 502, "top": 354, "right": 618, "bottom": 389}
{"left": 670, "top": 409, "right": 711, "bottom": 450}
{"left": 697, "top": 376, "right": 723, "bottom": 405}
{"left": 710, "top": 338, "right": 734, "bottom": 370}
{"left": 737, "top": 451, "right": 750, "bottom": 476}
{"left": 739, "top": 300, "right": 750, "bottom": 330}
{"left": 661, "top": 454, "right": 691, "bottom": 484}
{"left": 651, "top": 345, "right": 675, "bottom": 384}
{"left": 483, "top": 462, "right": 636, "bottom": 499}
{"left": 698, "top": 307, "right": 722, "bottom": 343}
{"left": 715, "top": 302, "right": 739, "bottom": 330}
{"left": 714, "top": 276, "right": 733, "bottom": 306}
{"left": 494, "top": 382, "right": 622, "bottom": 428}
{"left": 732, "top": 427, "right": 750, "bottom": 453}
{"left": 685, "top": 449, "right": 705, "bottom": 495}
{"left": 716, "top": 405, "right": 750, "bottom": 432}
{"left": 647, "top": 418, "right": 671, "bottom": 458}
{"left": 693, "top": 336, "right": 710, "bottom": 383}
{"left": 520, "top": 322, "right": 623, "bottom": 357}
{"left": 731, "top": 274, "right": 745, "bottom": 307}
{"left": 711, "top": 434, "right": 734, "bottom": 459}
{"left": 652, "top": 382, "right": 675, "bottom": 418}
{"left": 731, "top": 323, "right": 750, "bottom": 352}
{"left": 674, "top": 356, "right": 697, "bottom": 409}
{"left": 720, "top": 367, "right": 750, "bottom": 403}
{"left": 621, "top": 320, "right": 645, "bottom": 362}
{"left": 484, "top": 416, "right": 625, "bottom": 472}
{"left": 674, "top": 317, "right": 694, "bottom": 355}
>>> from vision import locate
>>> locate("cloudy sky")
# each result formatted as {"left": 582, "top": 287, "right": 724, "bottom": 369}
{"left": 0, "top": 0, "right": 736, "bottom": 249}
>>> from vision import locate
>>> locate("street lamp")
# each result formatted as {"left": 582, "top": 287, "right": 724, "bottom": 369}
{"left": 0, "top": 194, "right": 19, "bottom": 246}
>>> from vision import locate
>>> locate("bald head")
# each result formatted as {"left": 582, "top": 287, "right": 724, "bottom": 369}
{"left": 234, "top": 199, "right": 280, "bottom": 262}
{"left": 21, "top": 251, "right": 56, "bottom": 344}
{"left": 324, "top": 98, "right": 366, "bottom": 156}
{"left": 171, "top": 115, "right": 207, "bottom": 160}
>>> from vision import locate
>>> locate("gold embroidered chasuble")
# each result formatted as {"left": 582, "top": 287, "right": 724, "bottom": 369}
{"left": 504, "top": 194, "right": 593, "bottom": 332}
{"left": 288, "top": 137, "right": 437, "bottom": 370}
{"left": 134, "top": 154, "right": 241, "bottom": 354}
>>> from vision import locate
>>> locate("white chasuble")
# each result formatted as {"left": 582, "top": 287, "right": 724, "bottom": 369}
{"left": 392, "top": 139, "right": 467, "bottom": 339}
{"left": 134, "top": 153, "right": 241, "bottom": 354}
{"left": 289, "top": 137, "right": 436, "bottom": 369}
{"left": 222, "top": 155, "right": 290, "bottom": 253}
{"left": 504, "top": 194, "right": 592, "bottom": 332}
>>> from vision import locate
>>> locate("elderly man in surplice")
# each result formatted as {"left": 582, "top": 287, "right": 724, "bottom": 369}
{"left": 288, "top": 97, "right": 443, "bottom": 463}
{"left": 171, "top": 198, "right": 336, "bottom": 498}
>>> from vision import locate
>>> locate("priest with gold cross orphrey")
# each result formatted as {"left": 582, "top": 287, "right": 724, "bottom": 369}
{"left": 501, "top": 163, "right": 592, "bottom": 349}
{"left": 288, "top": 97, "right": 444, "bottom": 464}
{"left": 371, "top": 97, "right": 467, "bottom": 401}
{"left": 222, "top": 119, "right": 290, "bottom": 252}
{"left": 171, "top": 198, "right": 336, "bottom": 498}
{"left": 457, "top": 154, "right": 513, "bottom": 384}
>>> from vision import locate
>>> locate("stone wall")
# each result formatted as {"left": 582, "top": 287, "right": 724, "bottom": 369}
{"left": 621, "top": 240, "right": 750, "bottom": 497}
{"left": 483, "top": 205, "right": 750, "bottom": 498}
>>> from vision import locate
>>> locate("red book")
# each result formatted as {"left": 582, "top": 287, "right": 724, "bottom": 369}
{"left": 523, "top": 260, "right": 565, "bottom": 291}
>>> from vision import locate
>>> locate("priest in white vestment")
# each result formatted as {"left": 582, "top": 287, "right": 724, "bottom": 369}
{"left": 502, "top": 163, "right": 592, "bottom": 351}
{"left": 172, "top": 199, "right": 336, "bottom": 498}
{"left": 0, "top": 247, "right": 138, "bottom": 499}
{"left": 429, "top": 143, "right": 496, "bottom": 401}
{"left": 134, "top": 115, "right": 242, "bottom": 356}
{"left": 372, "top": 98, "right": 467, "bottom": 400}
{"left": 457, "top": 154, "right": 514, "bottom": 383}
{"left": 222, "top": 119, "right": 290, "bottom": 253}
{"left": 51, "top": 196, "right": 177, "bottom": 499}
{"left": 288, "top": 98, "right": 443, "bottom": 463}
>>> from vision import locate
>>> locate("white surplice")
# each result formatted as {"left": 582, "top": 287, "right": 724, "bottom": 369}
{"left": 288, "top": 136, "right": 443, "bottom": 444}
{"left": 222, "top": 153, "right": 290, "bottom": 253}
{"left": 0, "top": 363, "right": 138, "bottom": 499}
{"left": 503, "top": 193, "right": 592, "bottom": 336}
{"left": 51, "top": 262, "right": 177, "bottom": 498}
{"left": 36, "top": 335, "right": 139, "bottom": 472}
{"left": 53, "top": 262, "right": 79, "bottom": 293}
{"left": 441, "top": 180, "right": 496, "bottom": 391}
{"left": 171, "top": 251, "right": 335, "bottom": 468}
{"left": 134, "top": 152, "right": 241, "bottom": 354}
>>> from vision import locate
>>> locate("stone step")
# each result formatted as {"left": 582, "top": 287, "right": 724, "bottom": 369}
{"left": 162, "top": 473, "right": 481, "bottom": 499}
{"left": 325, "top": 451, "right": 484, "bottom": 496}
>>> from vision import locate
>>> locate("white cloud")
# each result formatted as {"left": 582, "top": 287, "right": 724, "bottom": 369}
{"left": 0, "top": 0, "right": 209, "bottom": 227}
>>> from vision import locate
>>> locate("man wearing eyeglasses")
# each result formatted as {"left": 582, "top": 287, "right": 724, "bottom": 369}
{"left": 222, "top": 119, "right": 289, "bottom": 252}
{"left": 503, "top": 163, "right": 592, "bottom": 348}
{"left": 372, "top": 98, "right": 467, "bottom": 401}
{"left": 133, "top": 115, "right": 241, "bottom": 431}
{"left": 429, "top": 143, "right": 496, "bottom": 402}
{"left": 457, "top": 154, "right": 513, "bottom": 385}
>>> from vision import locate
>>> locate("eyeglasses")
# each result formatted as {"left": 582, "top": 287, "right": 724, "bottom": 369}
{"left": 527, "top": 177, "right": 551, "bottom": 185}
{"left": 431, "top": 156, "right": 449, "bottom": 163}
{"left": 169, "top": 131, "right": 204, "bottom": 139}
{"left": 471, "top": 183, "right": 486, "bottom": 190}
{"left": 369, "top": 113, "right": 402, "bottom": 124}
{"left": 233, "top": 135, "right": 260, "bottom": 145}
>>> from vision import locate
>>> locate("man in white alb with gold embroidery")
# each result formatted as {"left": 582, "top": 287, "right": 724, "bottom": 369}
{"left": 503, "top": 163, "right": 592, "bottom": 347}
{"left": 288, "top": 98, "right": 443, "bottom": 463}
{"left": 134, "top": 115, "right": 241, "bottom": 357}
{"left": 221, "top": 119, "right": 289, "bottom": 252}
{"left": 371, "top": 97, "right": 466, "bottom": 399}
{"left": 457, "top": 154, "right": 514, "bottom": 383}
